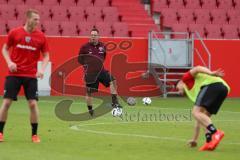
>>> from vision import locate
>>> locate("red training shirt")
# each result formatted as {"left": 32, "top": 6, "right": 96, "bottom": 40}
{"left": 181, "top": 71, "right": 195, "bottom": 90}
{"left": 6, "top": 27, "right": 49, "bottom": 78}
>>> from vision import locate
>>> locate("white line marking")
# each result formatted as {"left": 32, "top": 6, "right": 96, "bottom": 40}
{"left": 70, "top": 125, "right": 186, "bottom": 142}
{"left": 70, "top": 123, "right": 240, "bottom": 145}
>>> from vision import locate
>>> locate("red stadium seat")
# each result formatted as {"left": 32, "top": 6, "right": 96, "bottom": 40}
{"left": 205, "top": 24, "right": 223, "bottom": 39}
{"left": 129, "top": 24, "right": 159, "bottom": 37}
{"left": 160, "top": 9, "right": 178, "bottom": 27}
{"left": 95, "top": 22, "right": 112, "bottom": 37}
{"left": 25, "top": 0, "right": 42, "bottom": 5}
{"left": 0, "top": 5, "right": 17, "bottom": 20}
{"left": 77, "top": 0, "right": 93, "bottom": 7}
{"left": 201, "top": 0, "right": 218, "bottom": 9}
{"left": 60, "top": 0, "right": 77, "bottom": 6}
{"left": 216, "top": 0, "right": 234, "bottom": 9}
{"left": 7, "top": 0, "right": 24, "bottom": 5}
{"left": 0, "top": 0, "right": 7, "bottom": 4}
{"left": 169, "top": 0, "right": 185, "bottom": 9}
{"left": 6, "top": 20, "right": 25, "bottom": 32}
{"left": 222, "top": 24, "right": 239, "bottom": 39}
{"left": 171, "top": 23, "right": 190, "bottom": 38}
{"left": 16, "top": 5, "right": 32, "bottom": 20}
{"left": 50, "top": 6, "right": 68, "bottom": 21}
{"left": 171, "top": 23, "right": 189, "bottom": 32}
{"left": 77, "top": 21, "right": 95, "bottom": 36}
{"left": 193, "top": 9, "right": 211, "bottom": 24}
{"left": 122, "top": 16, "right": 154, "bottom": 25}
{"left": 188, "top": 24, "right": 206, "bottom": 38}
{"left": 85, "top": 7, "right": 103, "bottom": 22}
{"left": 42, "top": 21, "right": 61, "bottom": 36}
{"left": 152, "top": 0, "right": 169, "bottom": 13}
{"left": 67, "top": 7, "right": 85, "bottom": 22}
{"left": 112, "top": 22, "right": 129, "bottom": 37}
{"left": 33, "top": 5, "right": 52, "bottom": 21}
{"left": 177, "top": 9, "right": 195, "bottom": 24}
{"left": 42, "top": 0, "right": 60, "bottom": 6}
{"left": 233, "top": 0, "right": 240, "bottom": 8}
{"left": 209, "top": 9, "right": 227, "bottom": 24}
{"left": 226, "top": 10, "right": 240, "bottom": 24}
{"left": 102, "top": 7, "right": 119, "bottom": 23}
{"left": 184, "top": 0, "right": 202, "bottom": 9}
{"left": 0, "top": 20, "right": 7, "bottom": 35}
{"left": 94, "top": 0, "right": 110, "bottom": 7}
{"left": 60, "top": 21, "right": 78, "bottom": 36}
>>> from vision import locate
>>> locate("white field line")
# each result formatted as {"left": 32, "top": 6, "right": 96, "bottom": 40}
{"left": 70, "top": 122, "right": 240, "bottom": 145}
{"left": 70, "top": 125, "right": 186, "bottom": 142}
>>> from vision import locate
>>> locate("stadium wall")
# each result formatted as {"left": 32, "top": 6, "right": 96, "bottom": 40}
{"left": 0, "top": 36, "right": 239, "bottom": 97}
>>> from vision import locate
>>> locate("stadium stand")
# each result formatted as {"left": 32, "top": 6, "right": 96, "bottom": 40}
{"left": 77, "top": 21, "right": 95, "bottom": 36}
{"left": 102, "top": 7, "right": 120, "bottom": 23}
{"left": 112, "top": 22, "right": 129, "bottom": 37}
{"left": 94, "top": 0, "right": 110, "bottom": 7}
{"left": 151, "top": 0, "right": 240, "bottom": 39}
{"left": 67, "top": 6, "right": 86, "bottom": 22}
{"left": 1, "top": 0, "right": 239, "bottom": 39}
{"left": 0, "top": 4, "right": 16, "bottom": 20}
{"left": 76, "top": 0, "right": 93, "bottom": 6}
{"left": 25, "top": 0, "right": 42, "bottom": 6}
{"left": 59, "top": 21, "right": 78, "bottom": 36}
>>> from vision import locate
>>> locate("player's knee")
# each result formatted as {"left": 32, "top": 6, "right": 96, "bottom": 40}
{"left": 192, "top": 108, "right": 199, "bottom": 118}
{"left": 110, "top": 80, "right": 117, "bottom": 87}
{"left": 28, "top": 100, "right": 37, "bottom": 108}
{"left": 2, "top": 99, "right": 12, "bottom": 108}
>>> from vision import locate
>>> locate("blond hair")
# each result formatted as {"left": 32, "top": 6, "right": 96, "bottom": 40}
{"left": 26, "top": 9, "right": 39, "bottom": 18}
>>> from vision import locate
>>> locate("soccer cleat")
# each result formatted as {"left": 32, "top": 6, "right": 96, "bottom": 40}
{"left": 199, "top": 142, "right": 212, "bottom": 151}
{"left": 112, "top": 103, "right": 122, "bottom": 108}
{"left": 0, "top": 132, "right": 3, "bottom": 142}
{"left": 32, "top": 135, "right": 41, "bottom": 143}
{"left": 208, "top": 130, "right": 225, "bottom": 150}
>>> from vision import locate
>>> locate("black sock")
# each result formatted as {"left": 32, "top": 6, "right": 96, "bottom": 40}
{"left": 31, "top": 123, "right": 38, "bottom": 136}
{"left": 0, "top": 121, "right": 5, "bottom": 133}
{"left": 112, "top": 94, "right": 119, "bottom": 105}
{"left": 87, "top": 105, "right": 93, "bottom": 111}
{"left": 205, "top": 132, "right": 212, "bottom": 142}
{"left": 207, "top": 124, "right": 217, "bottom": 134}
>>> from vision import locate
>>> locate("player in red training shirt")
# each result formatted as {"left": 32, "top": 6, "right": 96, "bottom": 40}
{"left": 0, "top": 9, "right": 50, "bottom": 143}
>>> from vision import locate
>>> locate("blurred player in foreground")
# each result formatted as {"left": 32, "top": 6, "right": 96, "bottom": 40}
{"left": 0, "top": 9, "right": 49, "bottom": 143}
{"left": 176, "top": 66, "right": 230, "bottom": 151}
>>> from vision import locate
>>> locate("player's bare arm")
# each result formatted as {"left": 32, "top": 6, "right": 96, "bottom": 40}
{"left": 36, "top": 52, "right": 50, "bottom": 79}
{"left": 190, "top": 66, "right": 225, "bottom": 77}
{"left": 188, "top": 120, "right": 201, "bottom": 148}
{"left": 2, "top": 44, "right": 17, "bottom": 72}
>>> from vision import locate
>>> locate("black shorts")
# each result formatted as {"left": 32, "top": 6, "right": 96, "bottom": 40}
{"left": 195, "top": 82, "right": 228, "bottom": 115}
{"left": 3, "top": 76, "right": 38, "bottom": 101}
{"left": 85, "top": 70, "right": 115, "bottom": 93}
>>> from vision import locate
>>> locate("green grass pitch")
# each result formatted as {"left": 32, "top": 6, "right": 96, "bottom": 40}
{"left": 0, "top": 96, "right": 239, "bottom": 160}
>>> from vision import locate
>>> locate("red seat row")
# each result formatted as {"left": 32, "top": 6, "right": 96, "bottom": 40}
{"left": 160, "top": 9, "right": 240, "bottom": 26}
{"left": 0, "top": 0, "right": 110, "bottom": 7}
{"left": 0, "top": 5, "right": 120, "bottom": 22}
{"left": 171, "top": 23, "right": 240, "bottom": 39}
{"left": 152, "top": 0, "right": 240, "bottom": 12}
{"left": 0, "top": 20, "right": 129, "bottom": 37}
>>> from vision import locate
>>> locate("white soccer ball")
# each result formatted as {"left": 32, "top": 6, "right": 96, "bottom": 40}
{"left": 111, "top": 107, "right": 123, "bottom": 117}
{"left": 142, "top": 97, "right": 152, "bottom": 105}
{"left": 127, "top": 97, "right": 136, "bottom": 106}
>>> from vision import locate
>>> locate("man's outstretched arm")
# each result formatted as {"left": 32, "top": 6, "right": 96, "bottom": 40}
{"left": 189, "top": 66, "right": 224, "bottom": 77}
